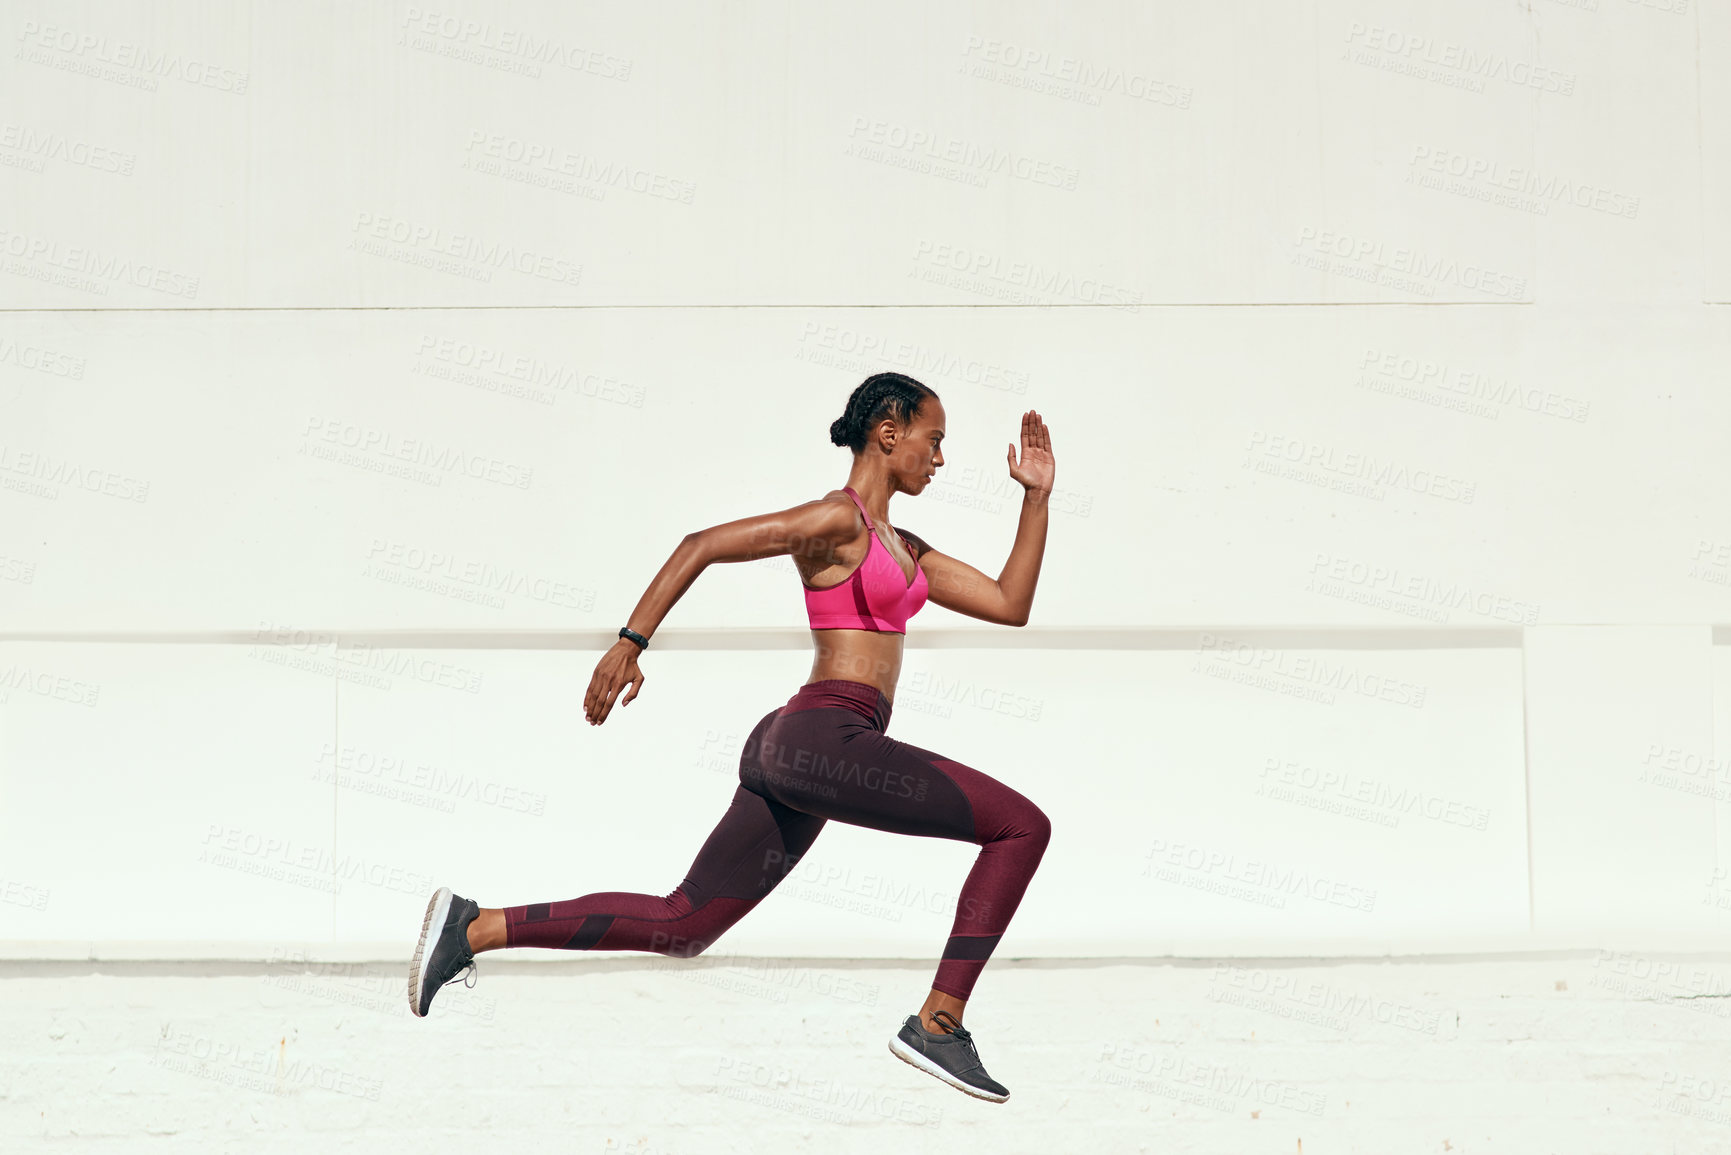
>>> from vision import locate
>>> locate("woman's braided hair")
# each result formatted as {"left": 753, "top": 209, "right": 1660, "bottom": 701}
{"left": 828, "top": 372, "right": 939, "bottom": 452}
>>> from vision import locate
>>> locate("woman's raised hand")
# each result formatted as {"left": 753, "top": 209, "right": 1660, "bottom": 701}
{"left": 1007, "top": 409, "right": 1055, "bottom": 493}
{"left": 585, "top": 639, "right": 646, "bottom": 725}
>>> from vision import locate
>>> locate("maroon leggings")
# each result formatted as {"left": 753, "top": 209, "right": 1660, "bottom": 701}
{"left": 504, "top": 678, "right": 1051, "bottom": 1000}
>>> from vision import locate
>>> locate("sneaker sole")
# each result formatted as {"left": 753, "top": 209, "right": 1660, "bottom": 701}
{"left": 408, "top": 886, "right": 454, "bottom": 1018}
{"left": 888, "top": 1036, "right": 1009, "bottom": 1103}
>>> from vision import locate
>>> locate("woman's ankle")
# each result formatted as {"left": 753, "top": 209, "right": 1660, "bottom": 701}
{"left": 466, "top": 908, "right": 508, "bottom": 953}
{"left": 917, "top": 989, "right": 967, "bottom": 1033}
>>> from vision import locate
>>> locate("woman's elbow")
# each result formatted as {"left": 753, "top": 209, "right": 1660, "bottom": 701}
{"left": 678, "top": 531, "right": 715, "bottom": 566}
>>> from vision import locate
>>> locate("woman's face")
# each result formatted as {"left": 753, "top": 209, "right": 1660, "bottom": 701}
{"left": 894, "top": 396, "right": 946, "bottom": 492}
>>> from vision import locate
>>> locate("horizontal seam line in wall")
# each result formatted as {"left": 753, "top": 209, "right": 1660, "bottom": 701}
{"left": 0, "top": 301, "right": 1537, "bottom": 314}
{"left": 0, "top": 948, "right": 1702, "bottom": 975}
{"left": 0, "top": 626, "right": 1535, "bottom": 650}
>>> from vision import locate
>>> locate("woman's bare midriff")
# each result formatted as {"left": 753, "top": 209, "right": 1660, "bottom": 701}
{"left": 805, "top": 629, "right": 904, "bottom": 705}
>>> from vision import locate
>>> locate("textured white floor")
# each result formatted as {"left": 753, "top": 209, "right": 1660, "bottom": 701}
{"left": 0, "top": 950, "right": 1723, "bottom": 1152}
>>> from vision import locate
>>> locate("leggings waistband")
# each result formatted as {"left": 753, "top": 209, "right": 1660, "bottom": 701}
{"left": 783, "top": 679, "right": 892, "bottom": 730}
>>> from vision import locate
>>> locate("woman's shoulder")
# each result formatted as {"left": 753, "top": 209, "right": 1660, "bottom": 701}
{"left": 892, "top": 525, "right": 932, "bottom": 559}
{"left": 806, "top": 489, "right": 865, "bottom": 533}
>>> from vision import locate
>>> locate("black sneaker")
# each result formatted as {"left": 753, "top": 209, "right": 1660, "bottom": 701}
{"left": 408, "top": 886, "right": 480, "bottom": 1018}
{"left": 888, "top": 1009, "right": 1010, "bottom": 1102}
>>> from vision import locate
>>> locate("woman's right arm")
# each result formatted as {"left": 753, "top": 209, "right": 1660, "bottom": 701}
{"left": 583, "top": 495, "right": 860, "bottom": 725}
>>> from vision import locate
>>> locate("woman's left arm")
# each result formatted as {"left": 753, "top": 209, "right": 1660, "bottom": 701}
{"left": 911, "top": 410, "right": 1055, "bottom": 628}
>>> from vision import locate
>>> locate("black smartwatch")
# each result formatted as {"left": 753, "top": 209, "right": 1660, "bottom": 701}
{"left": 618, "top": 626, "right": 649, "bottom": 651}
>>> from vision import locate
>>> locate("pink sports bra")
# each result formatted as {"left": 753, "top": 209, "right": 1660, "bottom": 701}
{"left": 802, "top": 486, "right": 930, "bottom": 634}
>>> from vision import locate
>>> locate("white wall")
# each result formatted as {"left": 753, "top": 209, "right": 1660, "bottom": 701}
{"left": 1, "top": 0, "right": 1728, "bottom": 961}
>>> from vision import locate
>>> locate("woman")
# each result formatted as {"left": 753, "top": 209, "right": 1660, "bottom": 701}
{"left": 408, "top": 372, "right": 1055, "bottom": 1103}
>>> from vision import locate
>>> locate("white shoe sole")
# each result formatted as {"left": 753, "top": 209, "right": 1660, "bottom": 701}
{"left": 408, "top": 886, "right": 454, "bottom": 1018}
{"left": 888, "top": 1036, "right": 1010, "bottom": 1103}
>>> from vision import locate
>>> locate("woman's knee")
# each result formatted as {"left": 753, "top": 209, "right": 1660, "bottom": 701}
{"left": 648, "top": 890, "right": 740, "bottom": 958}
{"left": 991, "top": 791, "right": 1050, "bottom": 852}
{"left": 650, "top": 907, "right": 738, "bottom": 958}
{"left": 1021, "top": 800, "right": 1052, "bottom": 850}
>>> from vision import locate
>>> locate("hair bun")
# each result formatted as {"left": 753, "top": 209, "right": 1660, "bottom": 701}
{"left": 827, "top": 373, "right": 936, "bottom": 453}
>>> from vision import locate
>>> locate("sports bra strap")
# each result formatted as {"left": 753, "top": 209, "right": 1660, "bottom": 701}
{"left": 841, "top": 486, "right": 875, "bottom": 530}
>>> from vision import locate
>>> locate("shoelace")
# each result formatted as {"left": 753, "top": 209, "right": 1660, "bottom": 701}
{"left": 928, "top": 1010, "right": 981, "bottom": 1063}
{"left": 452, "top": 907, "right": 480, "bottom": 990}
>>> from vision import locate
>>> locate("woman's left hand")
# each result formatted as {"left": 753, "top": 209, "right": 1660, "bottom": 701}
{"left": 1007, "top": 409, "right": 1055, "bottom": 493}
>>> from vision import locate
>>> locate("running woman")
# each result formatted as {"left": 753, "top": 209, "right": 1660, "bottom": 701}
{"left": 409, "top": 372, "right": 1055, "bottom": 1102}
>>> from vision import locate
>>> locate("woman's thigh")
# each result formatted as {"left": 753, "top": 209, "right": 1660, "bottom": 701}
{"left": 743, "top": 705, "right": 1005, "bottom": 844}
